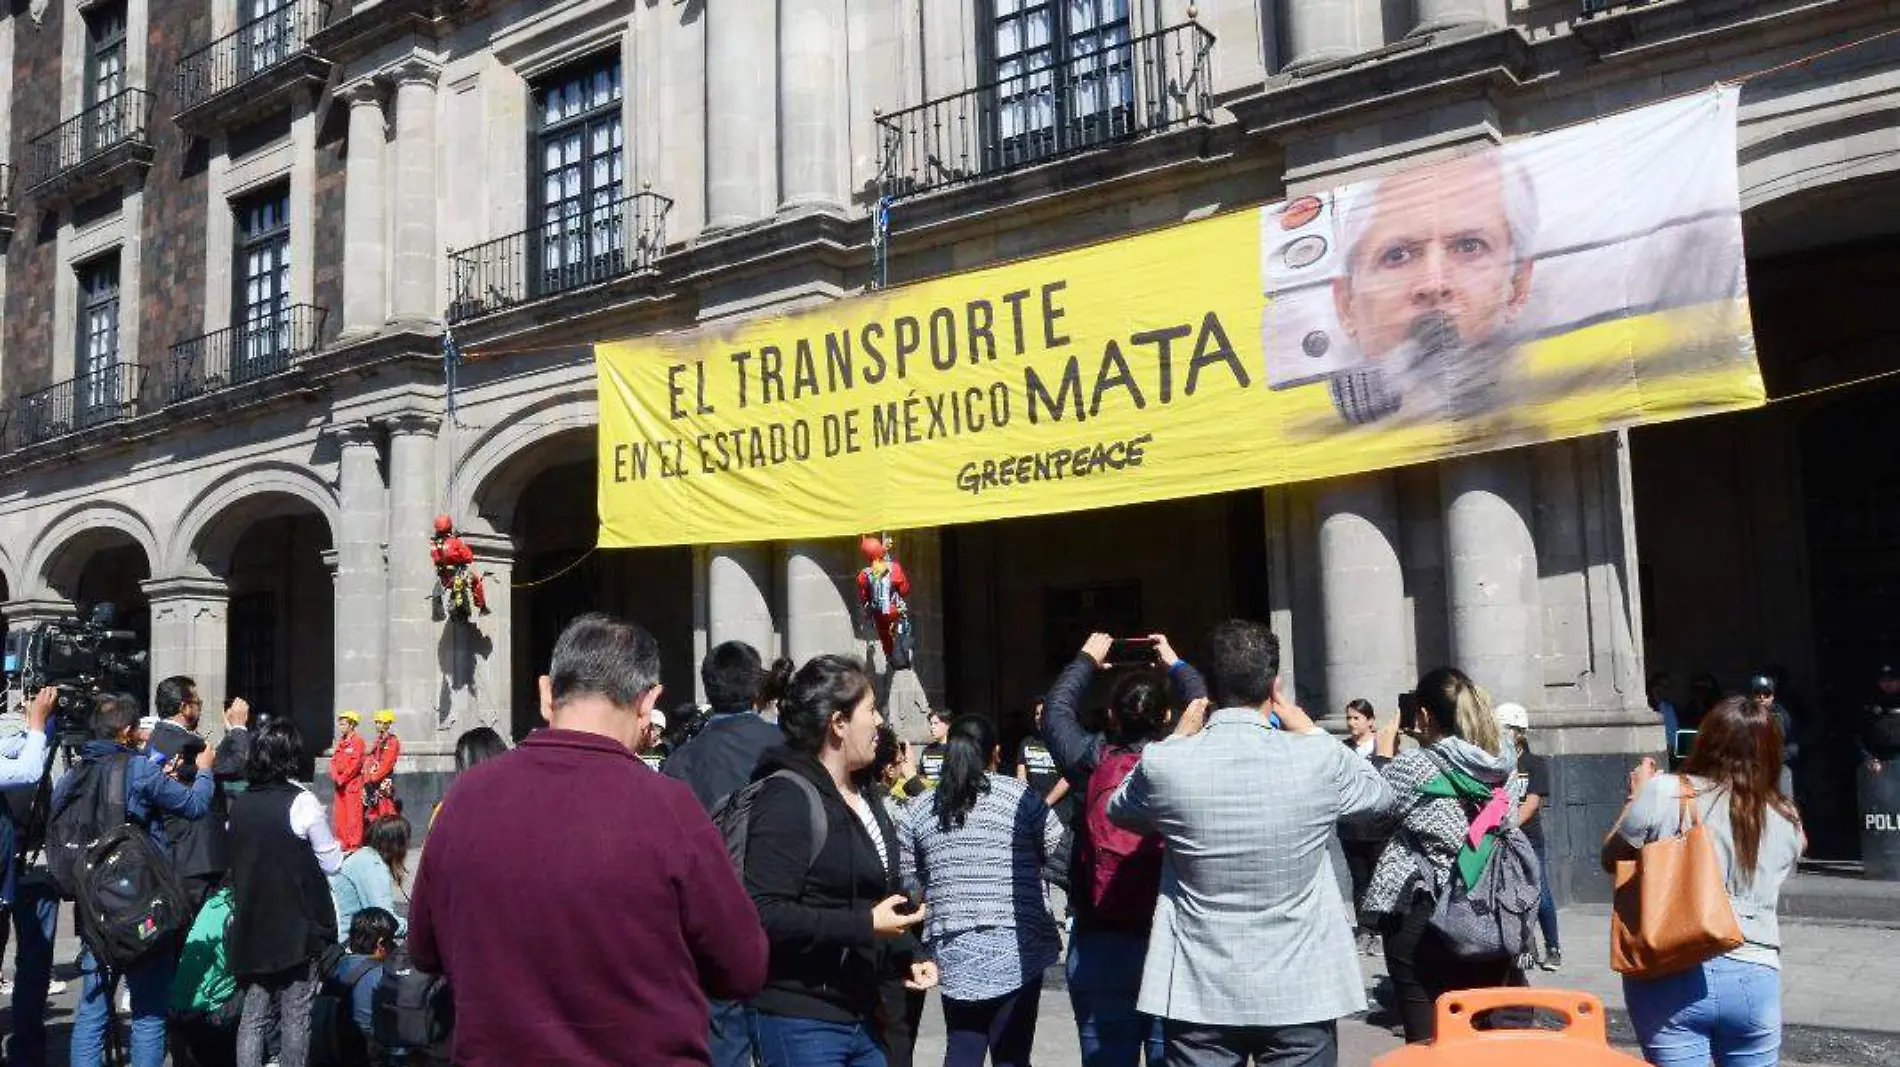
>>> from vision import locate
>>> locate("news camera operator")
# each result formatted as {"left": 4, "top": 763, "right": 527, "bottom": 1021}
{"left": 55, "top": 691, "right": 216, "bottom": 1067}
{"left": 145, "top": 676, "right": 255, "bottom": 912}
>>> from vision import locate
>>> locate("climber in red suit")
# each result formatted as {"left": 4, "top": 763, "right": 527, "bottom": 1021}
{"left": 855, "top": 534, "right": 911, "bottom": 658}
{"left": 431, "top": 514, "right": 488, "bottom": 615}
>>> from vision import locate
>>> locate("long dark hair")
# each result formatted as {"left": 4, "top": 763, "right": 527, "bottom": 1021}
{"left": 364, "top": 815, "right": 411, "bottom": 885}
{"left": 1681, "top": 696, "right": 1798, "bottom": 883}
{"left": 246, "top": 720, "right": 304, "bottom": 786}
{"left": 777, "top": 655, "right": 873, "bottom": 755}
{"left": 1106, "top": 672, "right": 1170, "bottom": 747}
{"left": 453, "top": 727, "right": 507, "bottom": 773}
{"left": 935, "top": 714, "right": 997, "bottom": 832}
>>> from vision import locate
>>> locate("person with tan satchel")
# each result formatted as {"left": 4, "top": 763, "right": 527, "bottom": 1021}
{"left": 1600, "top": 696, "right": 1806, "bottom": 1067}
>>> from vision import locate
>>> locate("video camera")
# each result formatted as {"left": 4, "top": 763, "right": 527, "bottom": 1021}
{"left": 3, "top": 604, "right": 149, "bottom": 744}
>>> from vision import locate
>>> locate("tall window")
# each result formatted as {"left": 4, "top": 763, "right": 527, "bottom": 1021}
{"left": 78, "top": 254, "right": 123, "bottom": 421}
{"left": 84, "top": 2, "right": 129, "bottom": 151}
{"left": 985, "top": 0, "right": 1131, "bottom": 168}
{"left": 234, "top": 185, "right": 292, "bottom": 379}
{"left": 533, "top": 52, "right": 624, "bottom": 296}
{"left": 241, "top": 0, "right": 294, "bottom": 76}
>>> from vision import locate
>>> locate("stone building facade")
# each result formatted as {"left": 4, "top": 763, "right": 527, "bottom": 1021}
{"left": 2, "top": 0, "right": 1897, "bottom": 898}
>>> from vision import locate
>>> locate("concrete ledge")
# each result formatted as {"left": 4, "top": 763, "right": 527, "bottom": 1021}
{"left": 1779, "top": 867, "right": 1900, "bottom": 927}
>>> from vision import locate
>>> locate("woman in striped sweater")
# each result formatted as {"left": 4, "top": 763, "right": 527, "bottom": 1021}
{"left": 900, "top": 714, "right": 1066, "bottom": 1067}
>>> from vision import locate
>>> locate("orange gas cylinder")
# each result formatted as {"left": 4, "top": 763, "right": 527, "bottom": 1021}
{"left": 1374, "top": 989, "right": 1648, "bottom": 1067}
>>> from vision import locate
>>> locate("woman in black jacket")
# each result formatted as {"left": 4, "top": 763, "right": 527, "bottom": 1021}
{"left": 228, "top": 721, "right": 342, "bottom": 1067}
{"left": 745, "top": 655, "right": 932, "bottom": 1067}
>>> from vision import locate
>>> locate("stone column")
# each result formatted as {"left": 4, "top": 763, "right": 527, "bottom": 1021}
{"left": 1411, "top": 0, "right": 1507, "bottom": 36}
{"left": 778, "top": 0, "right": 848, "bottom": 211}
{"left": 383, "top": 413, "right": 442, "bottom": 740}
{"left": 141, "top": 577, "right": 231, "bottom": 742}
{"left": 1441, "top": 451, "right": 1544, "bottom": 710}
{"left": 389, "top": 60, "right": 442, "bottom": 325}
{"left": 1282, "top": 0, "right": 1379, "bottom": 71}
{"left": 883, "top": 530, "right": 940, "bottom": 743}
{"left": 707, "top": 545, "right": 776, "bottom": 659}
{"left": 783, "top": 540, "right": 861, "bottom": 665}
{"left": 332, "top": 422, "right": 387, "bottom": 714}
{"left": 1316, "top": 473, "right": 1411, "bottom": 717}
{"left": 704, "top": 0, "right": 777, "bottom": 228}
{"left": 340, "top": 83, "right": 389, "bottom": 336}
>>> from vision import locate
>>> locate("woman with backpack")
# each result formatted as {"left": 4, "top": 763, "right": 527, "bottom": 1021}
{"left": 1361, "top": 667, "right": 1522, "bottom": 1043}
{"left": 743, "top": 655, "right": 931, "bottom": 1067}
{"left": 1603, "top": 696, "right": 1804, "bottom": 1067}
{"left": 1042, "top": 633, "right": 1206, "bottom": 1067}
{"left": 228, "top": 720, "right": 344, "bottom": 1067}
{"left": 899, "top": 715, "right": 1066, "bottom": 1067}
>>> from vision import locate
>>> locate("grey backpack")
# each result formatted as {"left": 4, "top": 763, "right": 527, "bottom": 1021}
{"left": 711, "top": 770, "right": 828, "bottom": 875}
{"left": 1421, "top": 752, "right": 1542, "bottom": 962}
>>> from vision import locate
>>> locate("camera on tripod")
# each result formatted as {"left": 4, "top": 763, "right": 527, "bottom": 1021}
{"left": 3, "top": 604, "right": 149, "bottom": 744}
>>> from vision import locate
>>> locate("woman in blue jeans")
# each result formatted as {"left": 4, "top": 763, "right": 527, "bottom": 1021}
{"left": 744, "top": 656, "right": 933, "bottom": 1067}
{"left": 1603, "top": 696, "right": 1805, "bottom": 1067}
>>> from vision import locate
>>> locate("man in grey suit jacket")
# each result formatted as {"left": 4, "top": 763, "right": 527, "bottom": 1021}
{"left": 1109, "top": 620, "right": 1395, "bottom": 1067}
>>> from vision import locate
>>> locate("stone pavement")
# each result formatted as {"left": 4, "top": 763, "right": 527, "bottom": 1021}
{"left": 914, "top": 906, "right": 1900, "bottom": 1066}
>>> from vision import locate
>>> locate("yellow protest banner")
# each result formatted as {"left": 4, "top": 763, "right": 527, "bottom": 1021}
{"left": 597, "top": 89, "right": 1762, "bottom": 549}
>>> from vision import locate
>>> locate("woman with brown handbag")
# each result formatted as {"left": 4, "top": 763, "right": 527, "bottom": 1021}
{"left": 1602, "top": 695, "right": 1806, "bottom": 1067}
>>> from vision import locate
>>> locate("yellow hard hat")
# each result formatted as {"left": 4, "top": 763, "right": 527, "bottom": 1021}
{"left": 338, "top": 710, "right": 361, "bottom": 723}
{"left": 373, "top": 709, "right": 397, "bottom": 724}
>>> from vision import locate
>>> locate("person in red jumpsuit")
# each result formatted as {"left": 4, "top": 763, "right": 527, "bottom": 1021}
{"left": 365, "top": 709, "right": 403, "bottom": 822}
{"left": 856, "top": 534, "right": 911, "bottom": 660}
{"left": 431, "top": 514, "right": 488, "bottom": 616}
{"left": 330, "top": 710, "right": 368, "bottom": 849}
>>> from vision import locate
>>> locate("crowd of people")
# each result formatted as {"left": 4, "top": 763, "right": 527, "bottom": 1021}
{"left": 0, "top": 606, "right": 1821, "bottom": 1067}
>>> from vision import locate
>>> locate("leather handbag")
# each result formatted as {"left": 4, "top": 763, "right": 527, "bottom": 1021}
{"left": 1610, "top": 776, "right": 1745, "bottom": 978}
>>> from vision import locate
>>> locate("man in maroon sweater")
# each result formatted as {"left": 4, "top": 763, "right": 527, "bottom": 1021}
{"left": 410, "top": 613, "right": 768, "bottom": 1066}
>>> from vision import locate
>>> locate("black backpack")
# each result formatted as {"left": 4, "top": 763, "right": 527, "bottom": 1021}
{"left": 52, "top": 754, "right": 192, "bottom": 971}
{"left": 371, "top": 946, "right": 453, "bottom": 1052}
{"left": 310, "top": 946, "right": 378, "bottom": 1067}
{"left": 709, "top": 769, "right": 828, "bottom": 875}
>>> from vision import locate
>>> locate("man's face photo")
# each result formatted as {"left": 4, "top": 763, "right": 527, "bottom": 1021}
{"left": 1333, "top": 155, "right": 1535, "bottom": 363}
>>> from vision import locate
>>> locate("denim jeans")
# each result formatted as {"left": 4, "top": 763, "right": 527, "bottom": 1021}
{"left": 1067, "top": 927, "right": 1165, "bottom": 1067}
{"left": 708, "top": 998, "right": 758, "bottom": 1067}
{"left": 1625, "top": 955, "right": 1782, "bottom": 1067}
{"left": 1530, "top": 837, "right": 1560, "bottom": 951}
{"left": 6, "top": 876, "right": 60, "bottom": 1067}
{"left": 754, "top": 1015, "right": 886, "bottom": 1067}
{"left": 235, "top": 964, "right": 318, "bottom": 1067}
{"left": 71, "top": 947, "right": 175, "bottom": 1067}
{"left": 1162, "top": 1019, "right": 1337, "bottom": 1067}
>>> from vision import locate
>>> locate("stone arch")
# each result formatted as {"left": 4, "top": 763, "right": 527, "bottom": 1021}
{"left": 23, "top": 500, "right": 163, "bottom": 599}
{"left": 165, "top": 462, "right": 342, "bottom": 578}
{"left": 0, "top": 540, "right": 20, "bottom": 603}
{"left": 452, "top": 390, "right": 598, "bottom": 536}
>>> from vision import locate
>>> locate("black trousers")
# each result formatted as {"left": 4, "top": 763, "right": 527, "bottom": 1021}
{"left": 1382, "top": 898, "right": 1522, "bottom": 1043}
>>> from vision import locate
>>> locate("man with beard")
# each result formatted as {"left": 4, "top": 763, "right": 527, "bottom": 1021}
{"left": 1329, "top": 152, "right": 1539, "bottom": 424}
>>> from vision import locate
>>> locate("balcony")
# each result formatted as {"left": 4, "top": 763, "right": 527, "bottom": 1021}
{"left": 307, "top": 0, "right": 482, "bottom": 67}
{"left": 877, "top": 20, "right": 1214, "bottom": 202}
{"left": 446, "top": 190, "right": 672, "bottom": 325}
{"left": 176, "top": 1, "right": 334, "bottom": 134}
{"left": 169, "top": 304, "right": 328, "bottom": 403}
{"left": 25, "top": 89, "right": 155, "bottom": 206}
{"left": 10, "top": 363, "right": 148, "bottom": 450}
{"left": 0, "top": 162, "right": 15, "bottom": 242}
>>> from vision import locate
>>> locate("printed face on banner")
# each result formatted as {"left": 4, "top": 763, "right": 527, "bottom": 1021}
{"left": 595, "top": 89, "right": 1763, "bottom": 550}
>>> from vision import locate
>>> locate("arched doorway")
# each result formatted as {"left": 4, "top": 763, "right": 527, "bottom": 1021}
{"left": 40, "top": 528, "right": 155, "bottom": 698}
{"left": 184, "top": 490, "right": 336, "bottom": 772}
{"left": 480, "top": 431, "right": 694, "bottom": 740}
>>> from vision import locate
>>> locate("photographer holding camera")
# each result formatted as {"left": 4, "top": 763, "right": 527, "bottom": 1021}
{"left": 52, "top": 691, "right": 216, "bottom": 1067}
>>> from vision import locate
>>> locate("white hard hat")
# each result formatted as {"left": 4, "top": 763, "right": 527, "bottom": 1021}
{"left": 1494, "top": 703, "right": 1530, "bottom": 731}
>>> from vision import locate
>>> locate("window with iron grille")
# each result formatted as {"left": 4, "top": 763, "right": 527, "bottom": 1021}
{"left": 78, "top": 253, "right": 122, "bottom": 417}
{"left": 234, "top": 184, "right": 291, "bottom": 378}
{"left": 241, "top": 0, "right": 294, "bottom": 75}
{"left": 85, "top": 2, "right": 129, "bottom": 151}
{"left": 984, "top": 0, "right": 1132, "bottom": 169}
{"left": 532, "top": 51, "right": 624, "bottom": 297}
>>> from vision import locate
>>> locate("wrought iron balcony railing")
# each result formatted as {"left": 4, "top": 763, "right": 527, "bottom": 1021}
{"left": 447, "top": 189, "right": 672, "bottom": 324}
{"left": 13, "top": 362, "right": 147, "bottom": 448}
{"left": 177, "top": 1, "right": 332, "bottom": 115}
{"left": 169, "top": 304, "right": 328, "bottom": 403}
{"left": 26, "top": 89, "right": 154, "bottom": 190}
{"left": 877, "top": 20, "right": 1214, "bottom": 202}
